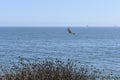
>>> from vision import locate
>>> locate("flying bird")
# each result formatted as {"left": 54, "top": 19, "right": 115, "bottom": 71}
{"left": 67, "top": 27, "right": 75, "bottom": 35}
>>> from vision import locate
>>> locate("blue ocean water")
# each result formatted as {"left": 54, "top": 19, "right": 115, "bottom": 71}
{"left": 0, "top": 27, "right": 120, "bottom": 73}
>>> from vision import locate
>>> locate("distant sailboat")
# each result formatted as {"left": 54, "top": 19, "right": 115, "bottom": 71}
{"left": 67, "top": 27, "right": 75, "bottom": 35}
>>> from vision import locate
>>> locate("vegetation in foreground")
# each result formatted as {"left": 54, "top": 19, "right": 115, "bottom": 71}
{"left": 0, "top": 57, "right": 120, "bottom": 80}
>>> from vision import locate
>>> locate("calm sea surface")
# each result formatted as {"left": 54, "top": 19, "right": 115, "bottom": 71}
{"left": 0, "top": 27, "right": 120, "bottom": 73}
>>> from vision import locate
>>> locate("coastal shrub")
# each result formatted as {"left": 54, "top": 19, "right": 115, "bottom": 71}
{"left": 0, "top": 57, "right": 120, "bottom": 80}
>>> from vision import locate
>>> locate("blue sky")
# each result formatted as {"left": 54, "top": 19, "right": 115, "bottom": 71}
{"left": 0, "top": 0, "right": 120, "bottom": 26}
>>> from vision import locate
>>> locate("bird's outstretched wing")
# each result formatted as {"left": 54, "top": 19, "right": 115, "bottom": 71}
{"left": 67, "top": 27, "right": 72, "bottom": 33}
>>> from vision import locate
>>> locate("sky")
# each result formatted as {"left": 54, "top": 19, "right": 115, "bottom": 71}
{"left": 0, "top": 0, "right": 120, "bottom": 26}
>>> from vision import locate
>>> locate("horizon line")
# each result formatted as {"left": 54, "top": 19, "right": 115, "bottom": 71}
{"left": 0, "top": 25, "right": 119, "bottom": 27}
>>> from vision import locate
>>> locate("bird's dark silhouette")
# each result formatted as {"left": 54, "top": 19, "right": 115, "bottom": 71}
{"left": 67, "top": 27, "right": 75, "bottom": 35}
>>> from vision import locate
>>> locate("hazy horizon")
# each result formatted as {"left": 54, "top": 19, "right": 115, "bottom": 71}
{"left": 0, "top": 26, "right": 120, "bottom": 28}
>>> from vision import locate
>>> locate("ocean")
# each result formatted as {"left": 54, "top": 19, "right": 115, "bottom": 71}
{"left": 0, "top": 27, "right": 120, "bottom": 73}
